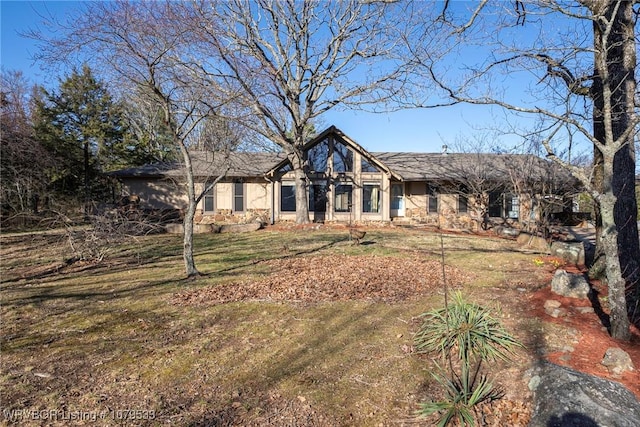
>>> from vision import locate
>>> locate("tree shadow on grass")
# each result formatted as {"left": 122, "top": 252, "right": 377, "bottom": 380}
{"left": 1, "top": 275, "right": 185, "bottom": 314}
{"left": 182, "top": 303, "right": 406, "bottom": 426}
{"left": 208, "top": 234, "right": 349, "bottom": 276}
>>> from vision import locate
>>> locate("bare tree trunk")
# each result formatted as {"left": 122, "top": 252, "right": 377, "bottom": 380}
{"left": 180, "top": 144, "right": 200, "bottom": 278}
{"left": 592, "top": 0, "right": 639, "bottom": 327}
{"left": 290, "top": 149, "right": 310, "bottom": 224}
{"left": 83, "top": 140, "right": 90, "bottom": 220}
{"left": 600, "top": 191, "right": 631, "bottom": 341}
{"left": 590, "top": 149, "right": 605, "bottom": 277}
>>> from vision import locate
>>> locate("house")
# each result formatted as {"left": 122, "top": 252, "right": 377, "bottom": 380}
{"left": 110, "top": 126, "right": 575, "bottom": 229}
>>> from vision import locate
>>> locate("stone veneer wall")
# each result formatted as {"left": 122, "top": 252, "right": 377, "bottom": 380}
{"left": 196, "top": 209, "right": 271, "bottom": 225}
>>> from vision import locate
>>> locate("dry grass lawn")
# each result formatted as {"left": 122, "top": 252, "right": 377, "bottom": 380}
{"left": 1, "top": 226, "right": 557, "bottom": 426}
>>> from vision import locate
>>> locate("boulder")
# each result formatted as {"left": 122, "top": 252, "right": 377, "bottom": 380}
{"left": 550, "top": 241, "right": 586, "bottom": 266}
{"left": 551, "top": 269, "right": 590, "bottom": 299}
{"left": 219, "top": 221, "right": 263, "bottom": 234}
{"left": 165, "top": 223, "right": 216, "bottom": 234}
{"left": 494, "top": 226, "right": 520, "bottom": 238}
{"left": 601, "top": 347, "right": 635, "bottom": 376}
{"left": 528, "top": 361, "right": 640, "bottom": 427}
{"left": 517, "top": 232, "right": 550, "bottom": 252}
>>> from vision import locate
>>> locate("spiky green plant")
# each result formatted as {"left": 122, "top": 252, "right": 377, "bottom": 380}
{"left": 417, "top": 371, "right": 500, "bottom": 427}
{"left": 414, "top": 292, "right": 523, "bottom": 426}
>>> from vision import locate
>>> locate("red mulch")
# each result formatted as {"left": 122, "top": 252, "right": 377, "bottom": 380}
{"left": 526, "top": 261, "right": 640, "bottom": 399}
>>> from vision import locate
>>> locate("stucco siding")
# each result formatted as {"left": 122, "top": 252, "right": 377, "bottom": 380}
{"left": 246, "top": 182, "right": 271, "bottom": 210}
{"left": 215, "top": 183, "right": 232, "bottom": 211}
{"left": 121, "top": 178, "right": 188, "bottom": 210}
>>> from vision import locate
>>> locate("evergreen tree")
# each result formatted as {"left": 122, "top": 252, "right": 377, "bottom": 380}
{"left": 33, "top": 65, "right": 126, "bottom": 212}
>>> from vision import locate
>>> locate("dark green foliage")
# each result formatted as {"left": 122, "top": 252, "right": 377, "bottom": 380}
{"left": 33, "top": 65, "right": 127, "bottom": 201}
{"left": 414, "top": 292, "right": 523, "bottom": 426}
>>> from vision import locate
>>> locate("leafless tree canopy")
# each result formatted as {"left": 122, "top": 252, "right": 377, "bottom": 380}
{"left": 182, "top": 0, "right": 410, "bottom": 145}
{"left": 32, "top": 1, "right": 251, "bottom": 276}
{"left": 163, "top": 0, "right": 414, "bottom": 223}
{"left": 406, "top": 0, "right": 639, "bottom": 339}
{"left": 1, "top": 70, "right": 53, "bottom": 217}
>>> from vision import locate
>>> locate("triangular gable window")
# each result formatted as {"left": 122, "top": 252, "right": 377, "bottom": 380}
{"left": 361, "top": 158, "right": 380, "bottom": 173}
{"left": 333, "top": 142, "right": 353, "bottom": 172}
{"left": 304, "top": 138, "right": 353, "bottom": 174}
{"left": 277, "top": 163, "right": 292, "bottom": 174}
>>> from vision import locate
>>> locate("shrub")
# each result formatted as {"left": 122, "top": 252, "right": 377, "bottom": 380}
{"left": 414, "top": 292, "right": 523, "bottom": 426}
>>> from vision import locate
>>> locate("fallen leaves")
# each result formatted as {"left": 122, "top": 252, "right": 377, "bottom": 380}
{"left": 172, "top": 255, "right": 475, "bottom": 306}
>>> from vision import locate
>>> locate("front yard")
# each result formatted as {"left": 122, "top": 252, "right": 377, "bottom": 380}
{"left": 0, "top": 225, "right": 615, "bottom": 425}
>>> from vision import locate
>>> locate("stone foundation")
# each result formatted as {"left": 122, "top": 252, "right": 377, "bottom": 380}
{"left": 196, "top": 209, "right": 271, "bottom": 225}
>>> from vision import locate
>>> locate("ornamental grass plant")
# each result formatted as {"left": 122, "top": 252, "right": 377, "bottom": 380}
{"left": 414, "top": 291, "right": 523, "bottom": 426}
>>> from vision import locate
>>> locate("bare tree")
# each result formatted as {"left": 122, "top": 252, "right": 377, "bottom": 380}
{"left": 33, "top": 1, "right": 239, "bottom": 277}
{"left": 120, "top": 94, "right": 177, "bottom": 164}
{"left": 183, "top": 0, "right": 410, "bottom": 223}
{"left": 0, "top": 70, "right": 52, "bottom": 221}
{"left": 436, "top": 134, "right": 576, "bottom": 235}
{"left": 406, "top": 1, "right": 639, "bottom": 339}
{"left": 443, "top": 134, "right": 515, "bottom": 231}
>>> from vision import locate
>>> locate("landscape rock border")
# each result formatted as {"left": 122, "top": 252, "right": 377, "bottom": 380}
{"left": 528, "top": 361, "right": 640, "bottom": 427}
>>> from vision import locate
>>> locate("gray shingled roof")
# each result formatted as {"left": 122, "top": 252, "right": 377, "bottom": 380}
{"left": 109, "top": 148, "right": 574, "bottom": 189}
{"left": 109, "top": 151, "right": 286, "bottom": 179}
{"left": 373, "top": 152, "right": 573, "bottom": 184}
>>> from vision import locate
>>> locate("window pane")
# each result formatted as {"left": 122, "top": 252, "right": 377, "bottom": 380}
{"left": 428, "top": 195, "right": 438, "bottom": 213}
{"left": 427, "top": 185, "right": 438, "bottom": 214}
{"left": 507, "top": 194, "right": 519, "bottom": 219}
{"left": 281, "top": 185, "right": 296, "bottom": 212}
{"left": 204, "top": 196, "right": 214, "bottom": 212}
{"left": 204, "top": 187, "right": 214, "bottom": 212}
{"left": 361, "top": 158, "right": 379, "bottom": 173}
{"left": 333, "top": 142, "right": 353, "bottom": 172}
{"left": 309, "top": 183, "right": 328, "bottom": 212}
{"left": 458, "top": 195, "right": 468, "bottom": 213}
{"left": 363, "top": 184, "right": 381, "bottom": 213}
{"left": 334, "top": 184, "right": 352, "bottom": 212}
{"left": 307, "top": 140, "right": 329, "bottom": 173}
{"left": 234, "top": 182, "right": 244, "bottom": 212}
{"left": 391, "top": 184, "right": 403, "bottom": 210}
{"left": 488, "top": 191, "right": 502, "bottom": 217}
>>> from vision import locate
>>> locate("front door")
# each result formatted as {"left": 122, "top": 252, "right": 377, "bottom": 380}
{"left": 391, "top": 183, "right": 404, "bottom": 217}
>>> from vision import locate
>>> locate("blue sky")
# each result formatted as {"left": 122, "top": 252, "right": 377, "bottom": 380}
{"left": 0, "top": 1, "right": 531, "bottom": 153}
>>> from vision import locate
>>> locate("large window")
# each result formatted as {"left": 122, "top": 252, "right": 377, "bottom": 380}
{"left": 309, "top": 183, "right": 328, "bottom": 212}
{"left": 363, "top": 184, "right": 381, "bottom": 213}
{"left": 233, "top": 182, "right": 244, "bottom": 212}
{"left": 333, "top": 142, "right": 353, "bottom": 173}
{"left": 334, "top": 184, "right": 352, "bottom": 212}
{"left": 488, "top": 191, "right": 519, "bottom": 219}
{"left": 281, "top": 184, "right": 296, "bottom": 212}
{"left": 203, "top": 187, "right": 215, "bottom": 213}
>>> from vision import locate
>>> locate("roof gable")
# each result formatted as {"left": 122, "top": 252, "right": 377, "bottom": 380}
{"left": 266, "top": 125, "right": 400, "bottom": 179}
{"left": 109, "top": 125, "right": 575, "bottom": 190}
